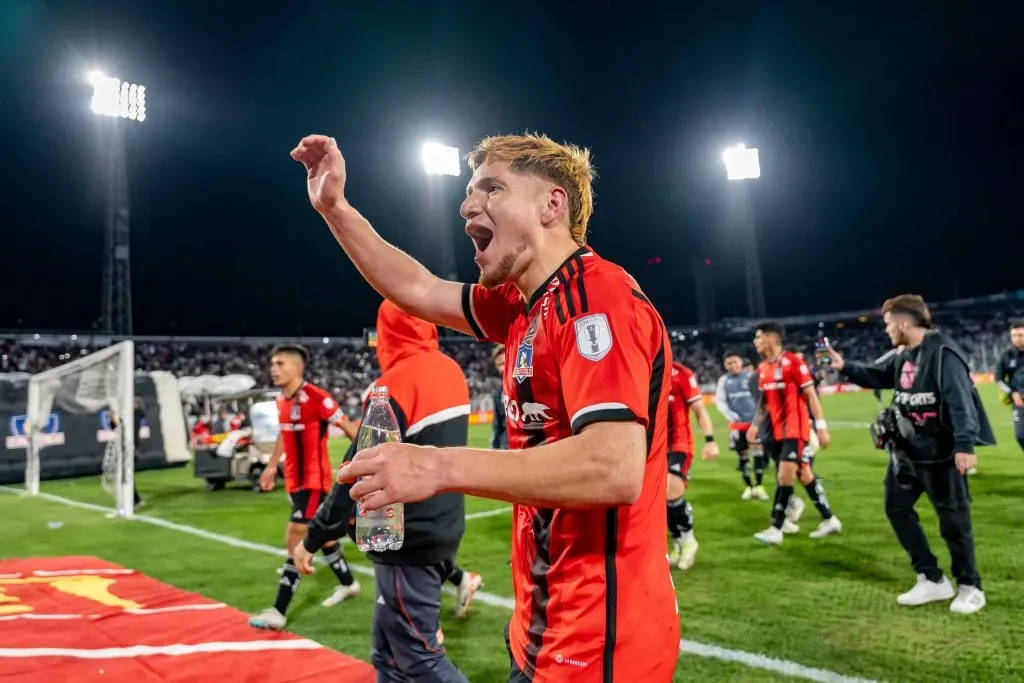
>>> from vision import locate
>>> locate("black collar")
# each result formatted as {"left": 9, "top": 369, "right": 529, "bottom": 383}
{"left": 524, "top": 247, "right": 592, "bottom": 313}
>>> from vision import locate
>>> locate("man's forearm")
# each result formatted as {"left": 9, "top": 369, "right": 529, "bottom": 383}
{"left": 321, "top": 202, "right": 454, "bottom": 326}
{"left": 804, "top": 387, "right": 826, "bottom": 423}
{"left": 437, "top": 423, "right": 645, "bottom": 508}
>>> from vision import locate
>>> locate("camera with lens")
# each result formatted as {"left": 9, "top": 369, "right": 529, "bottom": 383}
{"left": 869, "top": 406, "right": 916, "bottom": 450}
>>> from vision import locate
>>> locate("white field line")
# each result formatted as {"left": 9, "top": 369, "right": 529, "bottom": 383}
{"left": 0, "top": 486, "right": 881, "bottom": 683}
{"left": 0, "top": 639, "right": 323, "bottom": 659}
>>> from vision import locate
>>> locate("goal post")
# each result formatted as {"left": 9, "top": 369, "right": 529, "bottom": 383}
{"left": 26, "top": 340, "right": 136, "bottom": 518}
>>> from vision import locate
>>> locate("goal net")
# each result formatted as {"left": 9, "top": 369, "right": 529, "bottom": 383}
{"left": 26, "top": 340, "right": 136, "bottom": 518}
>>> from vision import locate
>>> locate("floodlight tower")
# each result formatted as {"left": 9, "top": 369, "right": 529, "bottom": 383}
{"left": 89, "top": 71, "right": 146, "bottom": 336}
{"left": 722, "top": 143, "right": 767, "bottom": 320}
{"left": 421, "top": 142, "right": 462, "bottom": 281}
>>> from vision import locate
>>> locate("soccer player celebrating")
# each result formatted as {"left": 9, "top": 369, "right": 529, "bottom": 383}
{"left": 292, "top": 132, "right": 680, "bottom": 681}
{"left": 747, "top": 323, "right": 842, "bottom": 545}
{"left": 249, "top": 344, "right": 360, "bottom": 631}
{"left": 667, "top": 360, "right": 718, "bottom": 570}
{"left": 714, "top": 351, "right": 767, "bottom": 500}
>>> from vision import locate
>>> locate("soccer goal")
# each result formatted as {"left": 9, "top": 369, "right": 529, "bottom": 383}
{"left": 25, "top": 340, "right": 136, "bottom": 518}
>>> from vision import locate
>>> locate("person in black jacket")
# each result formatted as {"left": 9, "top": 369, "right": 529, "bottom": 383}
{"left": 827, "top": 294, "right": 995, "bottom": 615}
{"left": 294, "top": 300, "right": 473, "bottom": 682}
{"left": 994, "top": 318, "right": 1024, "bottom": 453}
{"left": 490, "top": 344, "right": 508, "bottom": 449}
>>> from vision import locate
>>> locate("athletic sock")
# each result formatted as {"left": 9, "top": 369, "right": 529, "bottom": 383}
{"left": 322, "top": 545, "right": 355, "bottom": 586}
{"left": 803, "top": 477, "right": 834, "bottom": 520}
{"left": 738, "top": 454, "right": 754, "bottom": 488}
{"left": 274, "top": 558, "right": 301, "bottom": 615}
{"left": 771, "top": 486, "right": 794, "bottom": 529}
{"left": 753, "top": 452, "right": 767, "bottom": 486}
{"left": 667, "top": 497, "right": 694, "bottom": 539}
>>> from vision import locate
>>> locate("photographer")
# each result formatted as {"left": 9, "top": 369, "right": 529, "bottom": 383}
{"left": 827, "top": 295, "right": 995, "bottom": 615}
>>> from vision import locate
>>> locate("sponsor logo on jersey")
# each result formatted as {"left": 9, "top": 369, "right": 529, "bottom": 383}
{"left": 503, "top": 397, "right": 552, "bottom": 431}
{"left": 6, "top": 413, "right": 64, "bottom": 450}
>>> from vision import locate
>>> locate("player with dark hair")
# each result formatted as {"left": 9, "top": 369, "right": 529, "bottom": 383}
{"left": 747, "top": 322, "right": 842, "bottom": 545}
{"left": 714, "top": 351, "right": 766, "bottom": 499}
{"left": 666, "top": 359, "right": 718, "bottom": 569}
{"left": 995, "top": 318, "right": 1024, "bottom": 454}
{"left": 249, "top": 343, "right": 360, "bottom": 631}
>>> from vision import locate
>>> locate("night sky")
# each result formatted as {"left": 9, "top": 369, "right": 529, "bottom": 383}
{"left": 2, "top": 3, "right": 1020, "bottom": 337}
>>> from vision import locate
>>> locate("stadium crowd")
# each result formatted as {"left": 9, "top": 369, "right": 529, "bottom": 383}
{"left": 1, "top": 301, "right": 1017, "bottom": 405}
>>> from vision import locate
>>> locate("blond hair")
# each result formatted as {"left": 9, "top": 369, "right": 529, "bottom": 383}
{"left": 467, "top": 133, "right": 595, "bottom": 246}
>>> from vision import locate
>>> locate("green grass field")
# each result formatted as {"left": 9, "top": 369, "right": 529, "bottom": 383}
{"left": 4, "top": 386, "right": 1024, "bottom": 682}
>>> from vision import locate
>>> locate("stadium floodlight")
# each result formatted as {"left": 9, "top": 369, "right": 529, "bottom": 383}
{"left": 723, "top": 143, "right": 760, "bottom": 180}
{"left": 421, "top": 142, "right": 461, "bottom": 176}
{"left": 89, "top": 70, "right": 147, "bottom": 123}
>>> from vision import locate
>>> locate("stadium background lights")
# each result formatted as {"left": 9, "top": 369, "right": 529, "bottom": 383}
{"left": 421, "top": 142, "right": 461, "bottom": 176}
{"left": 88, "top": 70, "right": 147, "bottom": 123}
{"left": 722, "top": 143, "right": 760, "bottom": 180}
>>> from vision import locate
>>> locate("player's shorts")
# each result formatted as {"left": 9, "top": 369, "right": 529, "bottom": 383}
{"left": 668, "top": 451, "right": 693, "bottom": 482}
{"left": 728, "top": 422, "right": 751, "bottom": 452}
{"left": 765, "top": 439, "right": 812, "bottom": 467}
{"left": 288, "top": 488, "right": 328, "bottom": 524}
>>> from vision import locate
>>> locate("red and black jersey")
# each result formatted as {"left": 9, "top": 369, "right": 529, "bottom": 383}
{"left": 668, "top": 361, "right": 702, "bottom": 455}
{"left": 463, "top": 247, "right": 680, "bottom": 683}
{"left": 277, "top": 383, "right": 341, "bottom": 494}
{"left": 757, "top": 351, "right": 814, "bottom": 442}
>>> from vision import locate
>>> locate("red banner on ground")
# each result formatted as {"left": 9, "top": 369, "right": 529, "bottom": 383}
{"left": 0, "top": 556, "right": 374, "bottom": 683}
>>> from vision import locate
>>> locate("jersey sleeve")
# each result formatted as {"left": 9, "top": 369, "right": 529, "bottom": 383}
{"left": 315, "top": 389, "right": 345, "bottom": 423}
{"left": 554, "top": 282, "right": 660, "bottom": 434}
{"left": 461, "top": 282, "right": 520, "bottom": 343}
{"left": 677, "top": 367, "right": 702, "bottom": 405}
{"left": 791, "top": 357, "right": 815, "bottom": 390}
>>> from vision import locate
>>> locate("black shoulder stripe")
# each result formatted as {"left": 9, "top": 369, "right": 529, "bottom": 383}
{"left": 561, "top": 262, "right": 577, "bottom": 318}
{"left": 461, "top": 284, "right": 485, "bottom": 340}
{"left": 553, "top": 290, "right": 567, "bottom": 324}
{"left": 573, "top": 255, "right": 589, "bottom": 314}
{"left": 631, "top": 288, "right": 651, "bottom": 306}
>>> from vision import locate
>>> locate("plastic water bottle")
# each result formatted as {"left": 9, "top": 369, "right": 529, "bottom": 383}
{"left": 354, "top": 385, "right": 405, "bottom": 552}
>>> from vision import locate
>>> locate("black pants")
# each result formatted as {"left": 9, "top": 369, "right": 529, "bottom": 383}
{"left": 372, "top": 560, "right": 468, "bottom": 683}
{"left": 884, "top": 456, "right": 981, "bottom": 588}
{"left": 1014, "top": 406, "right": 1024, "bottom": 452}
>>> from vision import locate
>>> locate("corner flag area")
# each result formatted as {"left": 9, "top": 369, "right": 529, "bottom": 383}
{"left": 0, "top": 556, "right": 374, "bottom": 683}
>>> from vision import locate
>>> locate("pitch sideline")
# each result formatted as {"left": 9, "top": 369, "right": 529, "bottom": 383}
{"left": 1, "top": 486, "right": 880, "bottom": 683}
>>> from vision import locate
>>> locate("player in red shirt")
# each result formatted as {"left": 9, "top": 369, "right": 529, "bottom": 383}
{"left": 746, "top": 323, "right": 843, "bottom": 545}
{"left": 666, "top": 360, "right": 718, "bottom": 570}
{"left": 292, "top": 132, "right": 680, "bottom": 681}
{"left": 249, "top": 344, "right": 361, "bottom": 631}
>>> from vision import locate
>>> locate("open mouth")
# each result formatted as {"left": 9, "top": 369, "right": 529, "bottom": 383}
{"left": 467, "top": 224, "right": 494, "bottom": 255}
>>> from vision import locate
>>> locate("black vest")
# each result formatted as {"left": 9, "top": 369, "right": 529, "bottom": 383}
{"left": 891, "top": 331, "right": 996, "bottom": 462}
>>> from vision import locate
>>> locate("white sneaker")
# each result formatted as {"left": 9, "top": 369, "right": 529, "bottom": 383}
{"left": 741, "top": 487, "right": 754, "bottom": 500}
{"left": 672, "top": 532, "right": 699, "bottom": 570}
{"left": 809, "top": 516, "right": 842, "bottom": 538}
{"left": 321, "top": 580, "right": 361, "bottom": 607}
{"left": 454, "top": 572, "right": 483, "bottom": 618}
{"left": 752, "top": 486, "right": 770, "bottom": 500}
{"left": 896, "top": 574, "right": 956, "bottom": 606}
{"left": 781, "top": 520, "right": 800, "bottom": 535}
{"left": 786, "top": 497, "right": 805, "bottom": 523}
{"left": 754, "top": 526, "right": 784, "bottom": 545}
{"left": 249, "top": 607, "right": 287, "bottom": 630}
{"left": 949, "top": 585, "right": 986, "bottom": 614}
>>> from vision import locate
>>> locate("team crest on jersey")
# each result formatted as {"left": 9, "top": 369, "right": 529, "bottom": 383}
{"left": 574, "top": 313, "right": 612, "bottom": 362}
{"left": 512, "top": 315, "right": 541, "bottom": 384}
{"left": 899, "top": 362, "right": 917, "bottom": 390}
